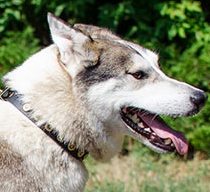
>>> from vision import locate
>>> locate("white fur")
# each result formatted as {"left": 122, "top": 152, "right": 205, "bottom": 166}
{"left": 0, "top": 15, "right": 205, "bottom": 191}
{"left": 1, "top": 45, "right": 125, "bottom": 191}
{"left": 2, "top": 46, "right": 89, "bottom": 191}
{"left": 87, "top": 49, "right": 203, "bottom": 153}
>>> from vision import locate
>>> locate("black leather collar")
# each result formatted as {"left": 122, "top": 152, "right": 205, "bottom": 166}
{"left": 0, "top": 88, "right": 88, "bottom": 161}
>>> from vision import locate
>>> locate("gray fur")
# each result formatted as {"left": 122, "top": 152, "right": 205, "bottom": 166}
{"left": 0, "top": 14, "right": 206, "bottom": 192}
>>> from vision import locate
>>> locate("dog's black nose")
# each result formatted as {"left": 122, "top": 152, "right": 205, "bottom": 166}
{"left": 190, "top": 91, "right": 208, "bottom": 110}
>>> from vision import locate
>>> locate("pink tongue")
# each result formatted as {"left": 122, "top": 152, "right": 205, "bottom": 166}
{"left": 139, "top": 113, "right": 188, "bottom": 155}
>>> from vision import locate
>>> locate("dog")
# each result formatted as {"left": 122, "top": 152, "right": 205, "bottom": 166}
{"left": 0, "top": 13, "right": 207, "bottom": 192}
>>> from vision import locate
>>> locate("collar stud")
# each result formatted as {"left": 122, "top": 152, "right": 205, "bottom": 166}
{"left": 0, "top": 88, "right": 88, "bottom": 161}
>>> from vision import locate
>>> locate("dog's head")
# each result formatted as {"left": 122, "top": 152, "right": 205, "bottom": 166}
{"left": 48, "top": 14, "right": 207, "bottom": 158}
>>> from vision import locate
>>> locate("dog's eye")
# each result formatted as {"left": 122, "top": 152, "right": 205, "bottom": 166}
{"left": 128, "top": 71, "right": 147, "bottom": 80}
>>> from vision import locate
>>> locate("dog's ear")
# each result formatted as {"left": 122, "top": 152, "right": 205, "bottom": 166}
{"left": 47, "top": 13, "right": 89, "bottom": 54}
{"left": 47, "top": 13, "right": 98, "bottom": 76}
{"left": 73, "top": 24, "right": 121, "bottom": 40}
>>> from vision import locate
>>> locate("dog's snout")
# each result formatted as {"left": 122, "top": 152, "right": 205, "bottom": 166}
{"left": 190, "top": 91, "right": 208, "bottom": 110}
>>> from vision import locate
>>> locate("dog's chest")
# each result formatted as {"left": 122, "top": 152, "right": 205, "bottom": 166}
{"left": 35, "top": 157, "right": 88, "bottom": 192}
{"left": 0, "top": 101, "right": 88, "bottom": 192}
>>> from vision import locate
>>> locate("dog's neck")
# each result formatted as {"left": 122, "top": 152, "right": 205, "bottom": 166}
{"left": 4, "top": 46, "right": 93, "bottom": 151}
{"left": 4, "top": 45, "right": 123, "bottom": 161}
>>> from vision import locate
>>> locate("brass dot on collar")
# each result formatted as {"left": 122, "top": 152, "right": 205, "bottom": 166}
{"left": 68, "top": 143, "right": 76, "bottom": 151}
{"left": 23, "top": 103, "right": 31, "bottom": 112}
{"left": 57, "top": 135, "right": 64, "bottom": 142}
{"left": 44, "top": 124, "right": 52, "bottom": 132}
{"left": 77, "top": 149, "right": 85, "bottom": 158}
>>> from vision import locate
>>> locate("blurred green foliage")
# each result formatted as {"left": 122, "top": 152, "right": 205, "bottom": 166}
{"left": 0, "top": 0, "right": 209, "bottom": 154}
{"left": 0, "top": 27, "right": 39, "bottom": 84}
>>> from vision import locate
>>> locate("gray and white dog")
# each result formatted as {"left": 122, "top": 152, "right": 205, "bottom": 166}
{"left": 0, "top": 13, "right": 207, "bottom": 192}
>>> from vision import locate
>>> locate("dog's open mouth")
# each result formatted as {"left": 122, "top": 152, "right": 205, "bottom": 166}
{"left": 120, "top": 106, "right": 188, "bottom": 155}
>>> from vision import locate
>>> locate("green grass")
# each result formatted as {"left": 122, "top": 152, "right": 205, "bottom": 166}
{"left": 85, "top": 142, "right": 210, "bottom": 192}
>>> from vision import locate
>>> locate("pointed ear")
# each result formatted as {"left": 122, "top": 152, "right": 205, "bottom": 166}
{"left": 74, "top": 23, "right": 121, "bottom": 40}
{"left": 47, "top": 13, "right": 90, "bottom": 62}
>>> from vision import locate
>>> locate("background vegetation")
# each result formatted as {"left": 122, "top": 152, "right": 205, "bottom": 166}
{"left": 85, "top": 143, "right": 210, "bottom": 192}
{"left": 0, "top": 0, "right": 210, "bottom": 191}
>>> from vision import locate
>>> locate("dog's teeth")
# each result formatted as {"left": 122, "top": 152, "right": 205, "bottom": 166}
{"left": 151, "top": 135, "right": 155, "bottom": 139}
{"left": 133, "top": 114, "right": 138, "bottom": 120}
{"left": 131, "top": 114, "right": 138, "bottom": 123}
{"left": 128, "top": 114, "right": 133, "bottom": 119}
{"left": 170, "top": 143, "right": 175, "bottom": 147}
{"left": 138, "top": 122, "right": 144, "bottom": 128}
{"left": 144, "top": 128, "right": 151, "bottom": 132}
{"left": 122, "top": 108, "right": 127, "bottom": 113}
{"left": 164, "top": 138, "right": 172, "bottom": 145}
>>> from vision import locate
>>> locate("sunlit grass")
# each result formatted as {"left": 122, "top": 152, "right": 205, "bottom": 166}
{"left": 85, "top": 142, "right": 210, "bottom": 192}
